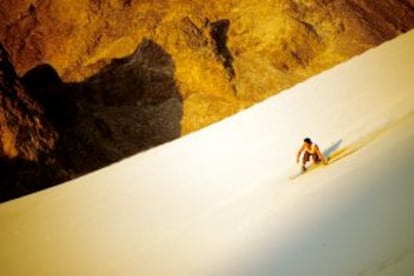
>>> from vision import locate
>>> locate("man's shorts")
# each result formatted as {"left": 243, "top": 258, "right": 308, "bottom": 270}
{"left": 303, "top": 151, "right": 320, "bottom": 163}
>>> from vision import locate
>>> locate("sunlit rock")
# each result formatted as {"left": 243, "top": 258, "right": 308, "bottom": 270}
{"left": 1, "top": 0, "right": 413, "bottom": 133}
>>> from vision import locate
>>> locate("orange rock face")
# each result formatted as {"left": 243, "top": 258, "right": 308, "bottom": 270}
{"left": 1, "top": 1, "right": 413, "bottom": 133}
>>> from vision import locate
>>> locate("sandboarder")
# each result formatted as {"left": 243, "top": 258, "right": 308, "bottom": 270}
{"left": 296, "top": 138, "right": 328, "bottom": 172}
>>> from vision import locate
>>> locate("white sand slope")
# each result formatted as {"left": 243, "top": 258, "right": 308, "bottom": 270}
{"left": 1, "top": 30, "right": 414, "bottom": 276}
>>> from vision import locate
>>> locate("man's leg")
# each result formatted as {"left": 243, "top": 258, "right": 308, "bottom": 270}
{"left": 302, "top": 152, "right": 310, "bottom": 171}
{"left": 311, "top": 153, "right": 321, "bottom": 164}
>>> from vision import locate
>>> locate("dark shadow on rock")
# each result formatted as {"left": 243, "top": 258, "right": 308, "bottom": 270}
{"left": 1, "top": 38, "right": 183, "bottom": 202}
{"left": 210, "top": 19, "right": 235, "bottom": 80}
{"left": 323, "top": 139, "right": 343, "bottom": 160}
{"left": 22, "top": 64, "right": 78, "bottom": 127}
{"left": 0, "top": 157, "right": 69, "bottom": 203}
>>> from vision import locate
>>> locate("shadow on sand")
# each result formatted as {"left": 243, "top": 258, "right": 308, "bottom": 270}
{"left": 323, "top": 139, "right": 343, "bottom": 161}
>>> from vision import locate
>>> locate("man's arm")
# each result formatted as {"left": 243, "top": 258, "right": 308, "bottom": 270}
{"left": 315, "top": 145, "right": 328, "bottom": 165}
{"left": 296, "top": 144, "right": 305, "bottom": 163}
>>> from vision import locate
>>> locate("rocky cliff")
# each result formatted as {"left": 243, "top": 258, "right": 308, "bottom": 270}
{"left": 0, "top": 0, "right": 413, "bottom": 201}
{"left": 2, "top": 0, "right": 413, "bottom": 133}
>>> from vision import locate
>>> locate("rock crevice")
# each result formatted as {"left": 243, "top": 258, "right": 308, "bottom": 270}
{"left": 210, "top": 19, "right": 236, "bottom": 81}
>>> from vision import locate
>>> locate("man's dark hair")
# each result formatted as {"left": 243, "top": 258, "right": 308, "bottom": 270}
{"left": 304, "top": 138, "right": 312, "bottom": 144}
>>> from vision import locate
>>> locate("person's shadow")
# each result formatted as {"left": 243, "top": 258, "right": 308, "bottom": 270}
{"left": 323, "top": 139, "right": 343, "bottom": 161}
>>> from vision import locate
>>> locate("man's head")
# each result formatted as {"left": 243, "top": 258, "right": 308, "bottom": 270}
{"left": 304, "top": 138, "right": 312, "bottom": 144}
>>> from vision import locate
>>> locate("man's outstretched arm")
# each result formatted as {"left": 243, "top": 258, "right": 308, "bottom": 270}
{"left": 296, "top": 144, "right": 305, "bottom": 163}
{"left": 315, "top": 145, "right": 328, "bottom": 165}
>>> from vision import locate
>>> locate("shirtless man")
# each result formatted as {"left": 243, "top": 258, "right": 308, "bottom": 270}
{"left": 296, "top": 138, "right": 328, "bottom": 172}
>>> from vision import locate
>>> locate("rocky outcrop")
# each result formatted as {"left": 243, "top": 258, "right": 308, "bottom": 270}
{"left": 0, "top": 44, "right": 58, "bottom": 202}
{"left": 0, "top": 45, "right": 56, "bottom": 161}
